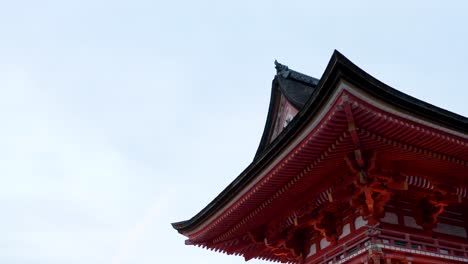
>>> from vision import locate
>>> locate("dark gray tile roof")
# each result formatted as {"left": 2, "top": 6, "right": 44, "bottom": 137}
{"left": 274, "top": 60, "right": 319, "bottom": 109}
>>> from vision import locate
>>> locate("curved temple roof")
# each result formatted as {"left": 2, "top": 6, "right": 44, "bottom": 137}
{"left": 254, "top": 60, "right": 319, "bottom": 157}
{"left": 172, "top": 50, "right": 468, "bottom": 235}
{"left": 273, "top": 59, "right": 319, "bottom": 109}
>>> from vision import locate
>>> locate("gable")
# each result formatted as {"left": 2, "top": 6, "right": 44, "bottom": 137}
{"left": 270, "top": 93, "right": 299, "bottom": 142}
{"left": 254, "top": 62, "right": 319, "bottom": 158}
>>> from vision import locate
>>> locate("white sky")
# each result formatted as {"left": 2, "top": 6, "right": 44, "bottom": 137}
{"left": 1, "top": 1, "right": 467, "bottom": 264}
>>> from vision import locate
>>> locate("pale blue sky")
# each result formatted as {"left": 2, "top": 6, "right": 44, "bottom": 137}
{"left": 1, "top": 1, "right": 467, "bottom": 264}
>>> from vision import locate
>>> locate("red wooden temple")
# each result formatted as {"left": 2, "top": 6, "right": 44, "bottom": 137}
{"left": 172, "top": 51, "right": 468, "bottom": 263}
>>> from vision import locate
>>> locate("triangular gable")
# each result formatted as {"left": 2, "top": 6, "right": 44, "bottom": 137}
{"left": 254, "top": 61, "right": 319, "bottom": 158}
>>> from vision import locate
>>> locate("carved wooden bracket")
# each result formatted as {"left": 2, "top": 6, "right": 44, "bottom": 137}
{"left": 246, "top": 215, "right": 313, "bottom": 262}
{"left": 415, "top": 196, "right": 446, "bottom": 231}
{"left": 345, "top": 149, "right": 393, "bottom": 224}
{"left": 345, "top": 150, "right": 377, "bottom": 185}
{"left": 312, "top": 210, "right": 343, "bottom": 244}
{"left": 412, "top": 180, "right": 463, "bottom": 231}
{"left": 245, "top": 205, "right": 343, "bottom": 262}
{"left": 351, "top": 187, "right": 390, "bottom": 225}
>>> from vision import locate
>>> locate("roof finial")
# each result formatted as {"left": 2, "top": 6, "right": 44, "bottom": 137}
{"left": 274, "top": 60, "right": 289, "bottom": 73}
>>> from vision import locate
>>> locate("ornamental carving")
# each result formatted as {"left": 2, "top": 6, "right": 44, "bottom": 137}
{"left": 414, "top": 187, "right": 461, "bottom": 231}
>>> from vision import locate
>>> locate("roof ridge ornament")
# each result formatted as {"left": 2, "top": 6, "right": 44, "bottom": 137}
{"left": 274, "top": 60, "right": 289, "bottom": 74}
{"left": 275, "top": 60, "right": 291, "bottom": 78}
{"left": 275, "top": 60, "right": 318, "bottom": 85}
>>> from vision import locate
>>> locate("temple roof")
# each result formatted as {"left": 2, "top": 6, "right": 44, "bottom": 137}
{"left": 172, "top": 50, "right": 468, "bottom": 236}
{"left": 254, "top": 61, "right": 319, "bottom": 157}
{"left": 273, "top": 60, "right": 319, "bottom": 109}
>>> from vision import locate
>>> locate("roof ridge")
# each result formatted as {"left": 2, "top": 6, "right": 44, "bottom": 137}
{"left": 274, "top": 60, "right": 319, "bottom": 86}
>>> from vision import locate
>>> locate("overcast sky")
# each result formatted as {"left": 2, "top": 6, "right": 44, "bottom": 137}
{"left": 1, "top": 1, "right": 467, "bottom": 264}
